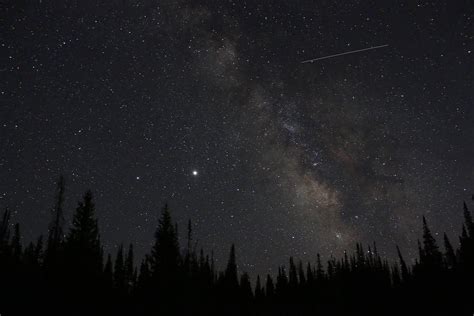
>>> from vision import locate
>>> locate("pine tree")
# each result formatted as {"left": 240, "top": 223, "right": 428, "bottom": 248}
{"left": 240, "top": 272, "right": 253, "bottom": 301}
{"left": 150, "top": 204, "right": 179, "bottom": 277}
{"left": 34, "top": 235, "right": 43, "bottom": 265}
{"left": 288, "top": 257, "right": 298, "bottom": 288}
{"left": 0, "top": 208, "right": 11, "bottom": 252}
{"left": 443, "top": 233, "right": 456, "bottom": 269}
{"left": 459, "top": 204, "right": 474, "bottom": 271}
{"left": 65, "top": 190, "right": 102, "bottom": 277}
{"left": 149, "top": 202, "right": 180, "bottom": 311}
{"left": 306, "top": 262, "right": 314, "bottom": 284}
{"left": 224, "top": 244, "right": 239, "bottom": 289}
{"left": 276, "top": 266, "right": 288, "bottom": 296}
{"left": 463, "top": 202, "right": 474, "bottom": 238}
{"left": 125, "top": 244, "right": 135, "bottom": 290}
{"left": 420, "top": 216, "right": 442, "bottom": 269}
{"left": 184, "top": 220, "right": 193, "bottom": 275}
{"left": 11, "top": 223, "right": 22, "bottom": 262}
{"left": 114, "top": 244, "right": 125, "bottom": 290}
{"left": 46, "top": 175, "right": 65, "bottom": 265}
{"left": 396, "top": 245, "right": 409, "bottom": 281}
{"left": 298, "top": 260, "right": 306, "bottom": 286}
{"left": 255, "top": 275, "right": 264, "bottom": 301}
{"left": 265, "top": 274, "right": 275, "bottom": 297}
{"left": 187, "top": 219, "right": 192, "bottom": 254}
{"left": 103, "top": 254, "right": 113, "bottom": 288}
{"left": 316, "top": 253, "right": 325, "bottom": 280}
{"left": 136, "top": 257, "right": 150, "bottom": 293}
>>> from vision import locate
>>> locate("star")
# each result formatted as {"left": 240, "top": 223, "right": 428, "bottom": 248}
{"left": 192, "top": 170, "right": 198, "bottom": 176}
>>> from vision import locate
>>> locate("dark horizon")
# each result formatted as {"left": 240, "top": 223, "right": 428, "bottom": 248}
{"left": 1, "top": 183, "right": 474, "bottom": 315}
{"left": 2, "top": 175, "right": 474, "bottom": 275}
{"left": 2, "top": 174, "right": 473, "bottom": 277}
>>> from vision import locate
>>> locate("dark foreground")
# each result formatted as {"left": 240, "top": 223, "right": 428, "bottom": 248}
{"left": 1, "top": 181, "right": 473, "bottom": 315}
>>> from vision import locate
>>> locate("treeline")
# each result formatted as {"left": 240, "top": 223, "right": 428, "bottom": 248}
{"left": 0, "top": 176, "right": 473, "bottom": 315}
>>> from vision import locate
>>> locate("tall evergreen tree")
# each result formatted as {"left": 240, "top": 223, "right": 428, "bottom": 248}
{"left": 316, "top": 253, "right": 325, "bottom": 280}
{"left": 46, "top": 175, "right": 66, "bottom": 263}
{"left": 288, "top": 257, "right": 298, "bottom": 288}
{"left": 255, "top": 275, "right": 264, "bottom": 301}
{"left": 396, "top": 245, "right": 409, "bottom": 281}
{"left": 298, "top": 260, "right": 306, "bottom": 286}
{"left": 463, "top": 202, "right": 474, "bottom": 237}
{"left": 23, "top": 236, "right": 43, "bottom": 267}
{"left": 103, "top": 254, "right": 113, "bottom": 288}
{"left": 114, "top": 244, "right": 125, "bottom": 290}
{"left": 420, "top": 216, "right": 442, "bottom": 269}
{"left": 187, "top": 219, "right": 192, "bottom": 254}
{"left": 149, "top": 204, "right": 180, "bottom": 280}
{"left": 306, "top": 262, "right": 314, "bottom": 284}
{"left": 224, "top": 244, "right": 239, "bottom": 289}
{"left": 11, "top": 223, "right": 22, "bottom": 262}
{"left": 443, "top": 233, "right": 456, "bottom": 269}
{"left": 65, "top": 190, "right": 102, "bottom": 277}
{"left": 125, "top": 244, "right": 135, "bottom": 290}
{"left": 240, "top": 272, "right": 253, "bottom": 301}
{"left": 265, "top": 274, "right": 275, "bottom": 297}
{"left": 0, "top": 208, "right": 11, "bottom": 250}
{"left": 136, "top": 257, "right": 150, "bottom": 293}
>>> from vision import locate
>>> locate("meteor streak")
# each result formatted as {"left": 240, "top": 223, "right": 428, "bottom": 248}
{"left": 301, "top": 44, "right": 389, "bottom": 63}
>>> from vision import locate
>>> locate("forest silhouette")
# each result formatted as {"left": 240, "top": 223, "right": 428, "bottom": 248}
{"left": 1, "top": 176, "right": 473, "bottom": 315}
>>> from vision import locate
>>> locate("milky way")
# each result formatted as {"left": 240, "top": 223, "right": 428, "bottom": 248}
{"left": 1, "top": 1, "right": 473, "bottom": 277}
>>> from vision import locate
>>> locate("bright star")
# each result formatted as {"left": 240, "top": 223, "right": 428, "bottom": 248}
{"left": 192, "top": 170, "right": 198, "bottom": 176}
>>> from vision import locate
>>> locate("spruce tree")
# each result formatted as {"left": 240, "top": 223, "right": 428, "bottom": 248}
{"left": 149, "top": 204, "right": 180, "bottom": 281}
{"left": 103, "top": 254, "right": 113, "bottom": 289}
{"left": 11, "top": 223, "right": 22, "bottom": 262}
{"left": 316, "top": 253, "right": 325, "bottom": 280}
{"left": 46, "top": 175, "right": 65, "bottom": 265}
{"left": 255, "top": 275, "right": 264, "bottom": 301}
{"left": 396, "top": 245, "right": 410, "bottom": 281}
{"left": 298, "top": 260, "right": 306, "bottom": 286}
{"left": 125, "top": 244, "right": 135, "bottom": 290}
{"left": 463, "top": 202, "right": 474, "bottom": 237}
{"left": 265, "top": 274, "right": 275, "bottom": 297}
{"left": 240, "top": 272, "right": 253, "bottom": 301}
{"left": 114, "top": 244, "right": 125, "bottom": 290}
{"left": 136, "top": 258, "right": 150, "bottom": 293}
{"left": 288, "top": 257, "right": 298, "bottom": 288}
{"left": 421, "top": 216, "right": 442, "bottom": 269}
{"left": 306, "top": 262, "right": 314, "bottom": 284}
{"left": 443, "top": 233, "right": 456, "bottom": 269}
{"left": 0, "top": 208, "right": 11, "bottom": 253}
{"left": 65, "top": 190, "right": 102, "bottom": 277}
{"left": 224, "top": 244, "right": 239, "bottom": 289}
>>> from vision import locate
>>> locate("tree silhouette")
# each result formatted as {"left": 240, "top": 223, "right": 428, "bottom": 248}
{"left": 0, "top": 208, "right": 11, "bottom": 258}
{"left": 1, "top": 184, "right": 474, "bottom": 316}
{"left": 396, "top": 245, "right": 410, "bottom": 281}
{"left": 443, "top": 233, "right": 456, "bottom": 269}
{"left": 103, "top": 253, "right": 113, "bottom": 289}
{"left": 125, "top": 243, "right": 135, "bottom": 292}
{"left": 114, "top": 244, "right": 125, "bottom": 291}
{"left": 224, "top": 244, "right": 239, "bottom": 289}
{"left": 62, "top": 190, "right": 103, "bottom": 314}
{"left": 149, "top": 203, "right": 180, "bottom": 313}
{"left": 46, "top": 175, "right": 66, "bottom": 267}
{"left": 419, "top": 216, "right": 443, "bottom": 269}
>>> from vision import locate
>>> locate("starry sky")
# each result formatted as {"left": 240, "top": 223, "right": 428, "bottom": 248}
{"left": 1, "top": 1, "right": 473, "bottom": 277}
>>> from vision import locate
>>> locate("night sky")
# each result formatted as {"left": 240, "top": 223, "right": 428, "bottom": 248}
{"left": 1, "top": 1, "right": 473, "bottom": 277}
